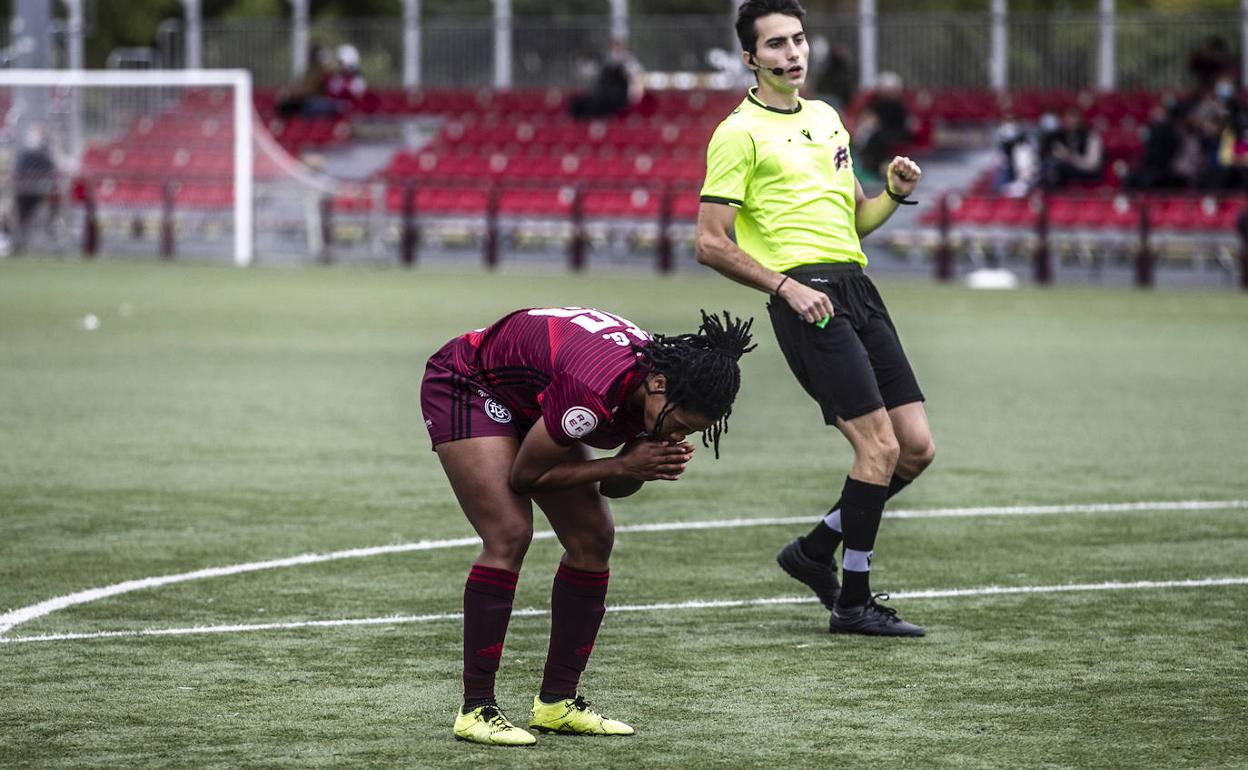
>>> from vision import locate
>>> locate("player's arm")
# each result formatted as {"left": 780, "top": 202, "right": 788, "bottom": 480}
{"left": 509, "top": 420, "right": 692, "bottom": 495}
{"left": 695, "top": 203, "right": 832, "bottom": 324}
{"left": 854, "top": 155, "right": 922, "bottom": 238}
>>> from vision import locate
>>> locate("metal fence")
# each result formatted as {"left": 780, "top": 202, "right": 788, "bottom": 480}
{"left": 875, "top": 13, "right": 994, "bottom": 90}
{"left": 1117, "top": 13, "right": 1239, "bottom": 91}
{"left": 151, "top": 11, "right": 1241, "bottom": 93}
{"left": 1008, "top": 14, "right": 1097, "bottom": 91}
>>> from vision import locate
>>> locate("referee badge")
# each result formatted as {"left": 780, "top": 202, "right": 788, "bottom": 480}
{"left": 834, "top": 145, "right": 850, "bottom": 171}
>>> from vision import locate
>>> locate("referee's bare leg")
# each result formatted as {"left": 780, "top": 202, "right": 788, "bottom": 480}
{"left": 888, "top": 402, "right": 936, "bottom": 482}
{"left": 823, "top": 407, "right": 926, "bottom": 635}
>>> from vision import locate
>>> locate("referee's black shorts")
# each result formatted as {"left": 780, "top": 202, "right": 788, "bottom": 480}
{"left": 766, "top": 263, "right": 925, "bottom": 425}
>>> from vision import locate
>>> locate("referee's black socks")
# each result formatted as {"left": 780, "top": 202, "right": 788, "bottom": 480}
{"left": 838, "top": 477, "right": 889, "bottom": 606}
{"left": 799, "top": 473, "right": 912, "bottom": 563}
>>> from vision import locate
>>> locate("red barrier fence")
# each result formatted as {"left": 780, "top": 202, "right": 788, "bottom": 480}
{"left": 931, "top": 191, "right": 1246, "bottom": 288}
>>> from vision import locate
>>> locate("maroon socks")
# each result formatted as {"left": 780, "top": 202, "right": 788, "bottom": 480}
{"left": 462, "top": 564, "right": 519, "bottom": 706}
{"left": 461, "top": 562, "right": 610, "bottom": 707}
{"left": 539, "top": 564, "right": 609, "bottom": 702}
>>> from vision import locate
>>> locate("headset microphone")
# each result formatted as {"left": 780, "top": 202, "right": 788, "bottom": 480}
{"left": 749, "top": 53, "right": 789, "bottom": 77}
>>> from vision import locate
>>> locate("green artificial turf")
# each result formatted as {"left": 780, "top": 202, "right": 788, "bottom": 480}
{"left": 1, "top": 260, "right": 1245, "bottom": 769}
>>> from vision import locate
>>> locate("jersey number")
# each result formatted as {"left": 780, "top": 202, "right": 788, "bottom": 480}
{"left": 527, "top": 307, "right": 650, "bottom": 346}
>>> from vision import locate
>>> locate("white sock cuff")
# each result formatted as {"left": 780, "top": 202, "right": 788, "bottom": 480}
{"left": 822, "top": 508, "right": 842, "bottom": 532}
{"left": 843, "top": 548, "right": 872, "bottom": 572}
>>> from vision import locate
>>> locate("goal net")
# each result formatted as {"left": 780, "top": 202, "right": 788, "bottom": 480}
{"left": 0, "top": 69, "right": 338, "bottom": 265}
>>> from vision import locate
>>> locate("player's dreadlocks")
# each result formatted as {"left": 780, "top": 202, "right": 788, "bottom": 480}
{"left": 633, "top": 310, "right": 756, "bottom": 458}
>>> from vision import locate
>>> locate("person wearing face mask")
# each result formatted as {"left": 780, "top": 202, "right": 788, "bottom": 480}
{"left": 995, "top": 117, "right": 1040, "bottom": 197}
{"left": 1211, "top": 78, "right": 1248, "bottom": 189}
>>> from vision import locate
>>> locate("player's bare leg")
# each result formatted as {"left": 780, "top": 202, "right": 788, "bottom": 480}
{"left": 525, "top": 447, "right": 634, "bottom": 736}
{"left": 437, "top": 436, "right": 534, "bottom": 572}
{"left": 436, "top": 437, "right": 537, "bottom": 745}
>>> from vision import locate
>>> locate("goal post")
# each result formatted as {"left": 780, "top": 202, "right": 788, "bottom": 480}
{"left": 0, "top": 69, "right": 254, "bottom": 267}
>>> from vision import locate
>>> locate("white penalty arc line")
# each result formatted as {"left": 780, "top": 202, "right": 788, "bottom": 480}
{"left": 1, "top": 498, "right": 1245, "bottom": 636}
{"left": 3, "top": 577, "right": 1246, "bottom": 646}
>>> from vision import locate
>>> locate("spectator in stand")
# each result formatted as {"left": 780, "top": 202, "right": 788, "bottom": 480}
{"left": 569, "top": 38, "right": 645, "bottom": 120}
{"left": 1215, "top": 121, "right": 1248, "bottom": 190}
{"left": 277, "top": 42, "right": 338, "bottom": 119}
{"left": 1180, "top": 78, "right": 1243, "bottom": 189}
{"left": 1126, "top": 102, "right": 1186, "bottom": 190}
{"left": 1039, "top": 107, "right": 1104, "bottom": 189}
{"left": 993, "top": 118, "right": 1039, "bottom": 198}
{"left": 1205, "top": 75, "right": 1248, "bottom": 189}
{"left": 853, "top": 71, "right": 911, "bottom": 182}
{"left": 325, "top": 44, "right": 369, "bottom": 113}
{"left": 11, "top": 125, "right": 59, "bottom": 254}
{"left": 1171, "top": 100, "right": 1212, "bottom": 188}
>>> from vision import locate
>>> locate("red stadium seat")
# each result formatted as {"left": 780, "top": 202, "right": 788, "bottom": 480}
{"left": 384, "top": 184, "right": 488, "bottom": 215}
{"left": 670, "top": 189, "right": 702, "bottom": 221}
{"left": 1047, "top": 197, "right": 1085, "bottom": 228}
{"left": 582, "top": 187, "right": 661, "bottom": 218}
{"left": 498, "top": 186, "right": 575, "bottom": 217}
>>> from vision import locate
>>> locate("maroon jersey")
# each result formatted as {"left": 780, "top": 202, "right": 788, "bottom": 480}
{"left": 440, "top": 307, "right": 652, "bottom": 449}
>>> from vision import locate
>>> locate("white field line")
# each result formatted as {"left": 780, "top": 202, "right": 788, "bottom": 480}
{"left": 3, "top": 577, "right": 1246, "bottom": 646}
{"left": 1, "top": 498, "right": 1245, "bottom": 636}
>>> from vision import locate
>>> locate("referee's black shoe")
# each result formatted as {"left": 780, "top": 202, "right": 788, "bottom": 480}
{"left": 829, "top": 594, "right": 925, "bottom": 637}
{"left": 776, "top": 538, "right": 840, "bottom": 610}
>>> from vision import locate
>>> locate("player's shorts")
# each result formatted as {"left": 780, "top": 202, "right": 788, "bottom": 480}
{"left": 420, "top": 342, "right": 530, "bottom": 450}
{"left": 766, "top": 263, "right": 925, "bottom": 425}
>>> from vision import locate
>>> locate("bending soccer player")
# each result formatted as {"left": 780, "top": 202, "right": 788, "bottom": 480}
{"left": 696, "top": 0, "right": 934, "bottom": 637}
{"left": 421, "top": 307, "right": 755, "bottom": 745}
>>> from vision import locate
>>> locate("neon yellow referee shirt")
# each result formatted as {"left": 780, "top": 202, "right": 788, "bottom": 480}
{"left": 700, "top": 88, "right": 865, "bottom": 271}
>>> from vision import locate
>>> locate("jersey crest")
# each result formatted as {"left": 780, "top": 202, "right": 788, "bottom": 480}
{"left": 834, "top": 145, "right": 850, "bottom": 172}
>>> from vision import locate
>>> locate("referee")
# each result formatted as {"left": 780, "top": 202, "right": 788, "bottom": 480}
{"left": 696, "top": 0, "right": 934, "bottom": 636}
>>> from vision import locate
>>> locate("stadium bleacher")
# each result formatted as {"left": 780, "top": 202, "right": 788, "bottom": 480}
{"left": 67, "top": 83, "right": 1245, "bottom": 274}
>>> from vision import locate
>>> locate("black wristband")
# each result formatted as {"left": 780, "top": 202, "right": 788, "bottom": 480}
{"left": 774, "top": 275, "right": 790, "bottom": 296}
{"left": 886, "top": 185, "right": 918, "bottom": 205}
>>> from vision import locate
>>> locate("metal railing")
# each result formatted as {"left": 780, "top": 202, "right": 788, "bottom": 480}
{"left": 149, "top": 11, "right": 1241, "bottom": 93}
{"left": 1116, "top": 13, "right": 1239, "bottom": 91}
{"left": 1007, "top": 14, "right": 1098, "bottom": 91}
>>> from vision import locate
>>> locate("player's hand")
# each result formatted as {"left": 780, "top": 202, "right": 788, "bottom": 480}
{"left": 778, "top": 278, "right": 834, "bottom": 325}
{"left": 615, "top": 439, "right": 694, "bottom": 481}
{"left": 887, "top": 156, "right": 922, "bottom": 197}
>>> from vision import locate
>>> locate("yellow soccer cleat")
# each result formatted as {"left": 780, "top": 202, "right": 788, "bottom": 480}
{"left": 453, "top": 704, "right": 537, "bottom": 746}
{"left": 528, "top": 695, "right": 635, "bottom": 736}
